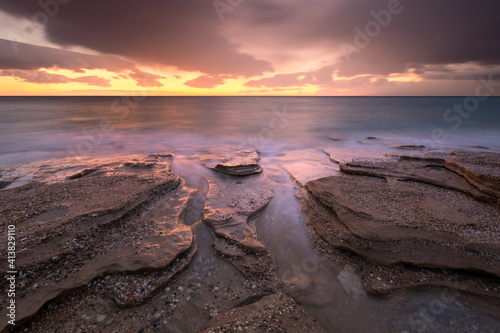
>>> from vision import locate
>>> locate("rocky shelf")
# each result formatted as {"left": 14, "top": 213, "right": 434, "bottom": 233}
{"left": 0, "top": 150, "right": 498, "bottom": 332}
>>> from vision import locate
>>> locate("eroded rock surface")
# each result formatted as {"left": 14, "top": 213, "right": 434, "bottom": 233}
{"left": 445, "top": 151, "right": 500, "bottom": 202}
{"left": 0, "top": 155, "right": 195, "bottom": 331}
{"left": 200, "top": 149, "right": 263, "bottom": 176}
{"left": 1, "top": 149, "right": 499, "bottom": 332}
{"left": 202, "top": 171, "right": 276, "bottom": 279}
{"left": 304, "top": 152, "right": 500, "bottom": 279}
{"left": 340, "top": 154, "right": 496, "bottom": 202}
{"left": 270, "top": 149, "right": 340, "bottom": 186}
{"left": 203, "top": 292, "right": 327, "bottom": 333}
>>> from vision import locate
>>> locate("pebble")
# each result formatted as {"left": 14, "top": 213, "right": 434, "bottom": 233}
{"left": 97, "top": 314, "right": 106, "bottom": 322}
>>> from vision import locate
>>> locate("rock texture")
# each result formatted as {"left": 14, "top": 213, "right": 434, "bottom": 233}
{"left": 0, "top": 155, "right": 195, "bottom": 332}
{"left": 200, "top": 149, "right": 263, "bottom": 176}
{"left": 304, "top": 152, "right": 500, "bottom": 279}
{"left": 1, "top": 149, "right": 499, "bottom": 333}
{"left": 202, "top": 171, "right": 276, "bottom": 279}
{"left": 203, "top": 292, "right": 327, "bottom": 333}
{"left": 340, "top": 154, "right": 496, "bottom": 203}
{"left": 445, "top": 151, "right": 500, "bottom": 202}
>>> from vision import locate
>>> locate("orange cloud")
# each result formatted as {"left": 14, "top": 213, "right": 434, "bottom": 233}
{"left": 184, "top": 75, "right": 225, "bottom": 89}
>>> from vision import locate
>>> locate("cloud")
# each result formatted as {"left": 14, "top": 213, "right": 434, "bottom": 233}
{"left": 413, "top": 63, "right": 500, "bottom": 81}
{"left": 128, "top": 70, "right": 164, "bottom": 88}
{"left": 329, "top": 0, "right": 500, "bottom": 77}
{"left": 244, "top": 66, "right": 334, "bottom": 88}
{"left": 0, "top": 38, "right": 165, "bottom": 87}
{"left": 224, "top": 0, "right": 500, "bottom": 77}
{"left": 0, "top": 38, "right": 132, "bottom": 72}
{"left": 0, "top": 0, "right": 273, "bottom": 77}
{"left": 0, "top": 69, "right": 111, "bottom": 87}
{"left": 184, "top": 75, "right": 225, "bottom": 89}
{"left": 0, "top": 0, "right": 499, "bottom": 94}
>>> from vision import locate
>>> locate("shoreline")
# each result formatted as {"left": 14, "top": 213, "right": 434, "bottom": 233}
{"left": 0, "top": 148, "right": 499, "bottom": 332}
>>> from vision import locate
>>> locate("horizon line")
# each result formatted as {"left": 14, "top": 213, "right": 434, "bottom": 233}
{"left": 1, "top": 95, "right": 499, "bottom": 98}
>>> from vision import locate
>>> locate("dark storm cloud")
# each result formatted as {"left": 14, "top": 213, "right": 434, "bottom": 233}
{"left": 0, "top": 0, "right": 272, "bottom": 77}
{"left": 0, "top": 0, "right": 499, "bottom": 84}
{"left": 232, "top": 0, "right": 500, "bottom": 78}
{"left": 328, "top": 0, "right": 500, "bottom": 76}
{"left": 0, "top": 38, "right": 133, "bottom": 72}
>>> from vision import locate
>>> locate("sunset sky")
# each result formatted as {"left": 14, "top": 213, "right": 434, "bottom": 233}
{"left": 0, "top": 0, "right": 499, "bottom": 96}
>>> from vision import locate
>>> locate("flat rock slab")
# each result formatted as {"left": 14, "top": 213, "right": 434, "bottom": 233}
{"left": 0, "top": 153, "right": 173, "bottom": 186}
{"left": 340, "top": 155, "right": 495, "bottom": 202}
{"left": 0, "top": 155, "right": 194, "bottom": 332}
{"left": 200, "top": 149, "right": 262, "bottom": 176}
{"left": 338, "top": 151, "right": 500, "bottom": 203}
{"left": 270, "top": 149, "right": 340, "bottom": 186}
{"left": 445, "top": 151, "right": 500, "bottom": 201}
{"left": 0, "top": 170, "right": 181, "bottom": 264}
{"left": 322, "top": 147, "right": 389, "bottom": 165}
{"left": 203, "top": 292, "right": 327, "bottom": 333}
{"left": 202, "top": 170, "right": 277, "bottom": 278}
{"left": 305, "top": 174, "right": 500, "bottom": 276}
{"left": 202, "top": 171, "right": 274, "bottom": 255}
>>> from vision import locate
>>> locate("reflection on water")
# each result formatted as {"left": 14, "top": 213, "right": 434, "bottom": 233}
{"left": 1, "top": 96, "right": 500, "bottom": 166}
{"left": 255, "top": 183, "right": 390, "bottom": 332}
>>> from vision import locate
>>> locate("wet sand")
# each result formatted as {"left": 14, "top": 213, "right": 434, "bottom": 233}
{"left": 0, "top": 149, "right": 499, "bottom": 332}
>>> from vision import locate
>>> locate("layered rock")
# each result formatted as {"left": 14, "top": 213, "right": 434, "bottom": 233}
{"left": 200, "top": 149, "right": 262, "bottom": 176}
{"left": 339, "top": 154, "right": 496, "bottom": 202}
{"left": 445, "top": 151, "right": 500, "bottom": 202}
{"left": 0, "top": 155, "right": 195, "bottom": 331}
{"left": 304, "top": 152, "right": 500, "bottom": 279}
{"left": 201, "top": 167, "right": 276, "bottom": 278}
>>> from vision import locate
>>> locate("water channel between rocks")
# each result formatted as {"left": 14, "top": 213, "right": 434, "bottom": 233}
{"left": 172, "top": 155, "right": 499, "bottom": 333}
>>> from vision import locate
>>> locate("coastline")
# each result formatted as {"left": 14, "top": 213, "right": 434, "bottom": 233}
{"left": 0, "top": 148, "right": 499, "bottom": 332}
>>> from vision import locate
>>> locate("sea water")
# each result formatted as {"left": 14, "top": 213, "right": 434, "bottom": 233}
{"left": 0, "top": 96, "right": 499, "bottom": 167}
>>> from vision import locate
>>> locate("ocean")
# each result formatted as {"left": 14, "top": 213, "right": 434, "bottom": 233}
{"left": 0, "top": 96, "right": 499, "bottom": 167}
{"left": 1, "top": 96, "right": 499, "bottom": 332}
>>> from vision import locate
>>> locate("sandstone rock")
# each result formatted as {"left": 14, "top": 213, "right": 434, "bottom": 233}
{"left": 339, "top": 155, "right": 496, "bottom": 202}
{"left": 203, "top": 292, "right": 327, "bottom": 333}
{"left": 304, "top": 174, "right": 500, "bottom": 276}
{"left": 200, "top": 149, "right": 262, "bottom": 176}
{"left": 445, "top": 151, "right": 500, "bottom": 202}
{"left": 0, "top": 155, "right": 194, "bottom": 332}
{"left": 202, "top": 170, "right": 274, "bottom": 277}
{"left": 396, "top": 145, "right": 426, "bottom": 150}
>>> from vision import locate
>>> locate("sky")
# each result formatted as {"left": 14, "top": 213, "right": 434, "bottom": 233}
{"left": 0, "top": 0, "right": 499, "bottom": 96}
